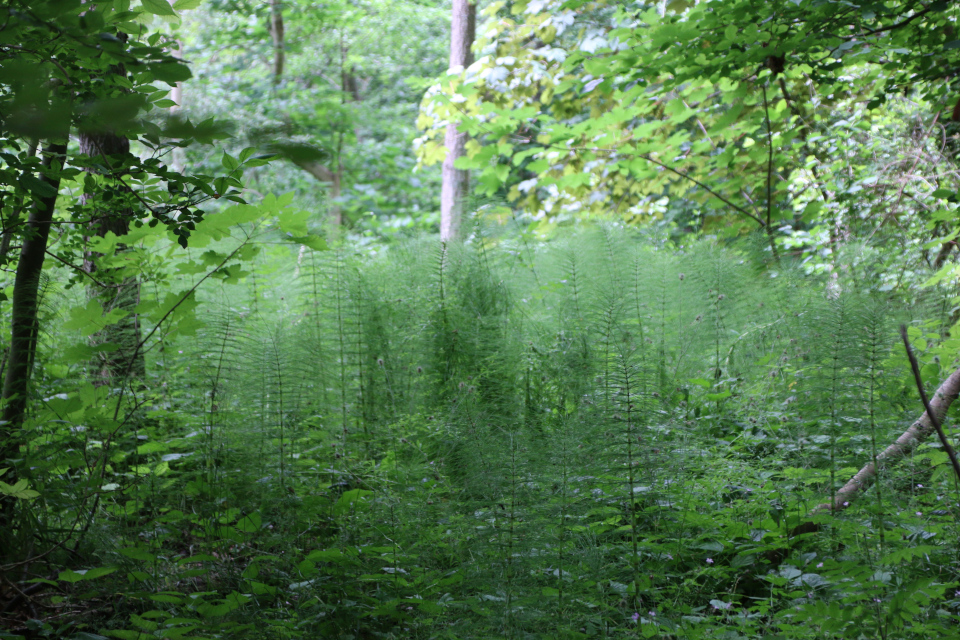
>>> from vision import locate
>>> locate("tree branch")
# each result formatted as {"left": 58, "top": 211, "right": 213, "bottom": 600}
{"left": 900, "top": 324, "right": 960, "bottom": 483}
{"left": 810, "top": 362, "right": 960, "bottom": 514}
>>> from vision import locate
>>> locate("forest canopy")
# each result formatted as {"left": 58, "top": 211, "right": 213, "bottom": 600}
{"left": 1, "top": 1, "right": 960, "bottom": 639}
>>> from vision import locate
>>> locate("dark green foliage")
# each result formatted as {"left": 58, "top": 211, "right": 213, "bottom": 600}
{"left": 4, "top": 228, "right": 960, "bottom": 639}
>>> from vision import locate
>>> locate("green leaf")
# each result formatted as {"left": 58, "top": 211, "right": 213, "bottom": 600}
{"left": 881, "top": 545, "right": 938, "bottom": 564}
{"left": 236, "top": 512, "right": 262, "bottom": 533}
{"left": 58, "top": 570, "right": 86, "bottom": 584}
{"left": 148, "top": 594, "right": 183, "bottom": 604}
{"left": 0, "top": 479, "right": 40, "bottom": 500}
{"left": 289, "top": 235, "right": 328, "bottom": 251}
{"left": 63, "top": 299, "right": 129, "bottom": 337}
{"left": 19, "top": 173, "right": 58, "bottom": 198}
{"left": 172, "top": 0, "right": 202, "bottom": 8}
{"left": 118, "top": 547, "right": 156, "bottom": 561}
{"left": 148, "top": 60, "right": 192, "bottom": 84}
{"left": 141, "top": 0, "right": 177, "bottom": 15}
{"left": 221, "top": 152, "right": 239, "bottom": 171}
{"left": 278, "top": 209, "right": 310, "bottom": 235}
{"left": 82, "top": 567, "right": 118, "bottom": 581}
{"left": 333, "top": 489, "right": 374, "bottom": 515}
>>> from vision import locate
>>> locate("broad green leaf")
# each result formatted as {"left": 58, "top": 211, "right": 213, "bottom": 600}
{"left": 58, "top": 570, "right": 86, "bottom": 583}
{"left": 278, "top": 209, "right": 310, "bottom": 235}
{"left": 236, "top": 512, "right": 262, "bottom": 533}
{"left": 221, "top": 152, "right": 239, "bottom": 171}
{"left": 82, "top": 566, "right": 118, "bottom": 581}
{"left": 19, "top": 173, "right": 58, "bottom": 198}
{"left": 0, "top": 479, "right": 39, "bottom": 500}
{"left": 141, "top": 0, "right": 177, "bottom": 15}
{"left": 63, "top": 299, "right": 129, "bottom": 337}
{"left": 289, "top": 235, "right": 328, "bottom": 251}
{"left": 333, "top": 489, "right": 374, "bottom": 515}
{"left": 118, "top": 546, "right": 156, "bottom": 561}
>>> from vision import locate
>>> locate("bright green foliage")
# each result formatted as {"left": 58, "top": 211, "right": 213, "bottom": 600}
{"left": 179, "top": 0, "right": 450, "bottom": 231}
{"left": 417, "top": 0, "right": 960, "bottom": 253}
{"left": 0, "top": 468, "right": 40, "bottom": 500}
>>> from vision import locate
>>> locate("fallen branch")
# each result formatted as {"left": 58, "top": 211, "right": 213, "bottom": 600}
{"left": 810, "top": 359, "right": 960, "bottom": 514}
{"left": 754, "top": 359, "right": 960, "bottom": 573}
{"left": 900, "top": 325, "right": 960, "bottom": 483}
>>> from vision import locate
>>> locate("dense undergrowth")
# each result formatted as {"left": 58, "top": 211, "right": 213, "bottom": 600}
{"left": 4, "top": 227, "right": 960, "bottom": 640}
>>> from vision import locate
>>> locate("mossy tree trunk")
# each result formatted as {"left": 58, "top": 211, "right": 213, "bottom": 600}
{"left": 79, "top": 130, "right": 145, "bottom": 383}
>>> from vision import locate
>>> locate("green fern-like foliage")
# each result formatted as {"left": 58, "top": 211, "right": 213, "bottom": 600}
{"left": 42, "top": 226, "right": 959, "bottom": 639}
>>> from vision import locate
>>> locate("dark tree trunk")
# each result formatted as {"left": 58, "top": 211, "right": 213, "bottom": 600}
{"left": 0, "top": 141, "right": 67, "bottom": 528}
{"left": 270, "top": 0, "right": 285, "bottom": 83}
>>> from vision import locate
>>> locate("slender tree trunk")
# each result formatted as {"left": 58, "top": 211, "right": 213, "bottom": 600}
{"left": 329, "top": 159, "right": 342, "bottom": 226}
{"left": 168, "top": 0, "right": 185, "bottom": 172}
{"left": 0, "top": 141, "right": 67, "bottom": 490}
{"left": 270, "top": 0, "right": 285, "bottom": 84}
{"left": 76, "top": 43, "right": 144, "bottom": 384}
{"left": 440, "top": 0, "right": 476, "bottom": 242}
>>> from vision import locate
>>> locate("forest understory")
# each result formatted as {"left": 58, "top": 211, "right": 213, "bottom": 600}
{"left": 4, "top": 0, "right": 960, "bottom": 638}
{"left": 4, "top": 229, "right": 960, "bottom": 640}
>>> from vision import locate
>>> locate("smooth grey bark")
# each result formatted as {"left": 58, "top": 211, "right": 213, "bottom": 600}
{"left": 439, "top": 0, "right": 476, "bottom": 242}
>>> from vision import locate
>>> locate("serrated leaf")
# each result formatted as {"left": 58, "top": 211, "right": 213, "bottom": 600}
{"left": 221, "top": 152, "right": 239, "bottom": 171}
{"left": 63, "top": 299, "right": 129, "bottom": 337}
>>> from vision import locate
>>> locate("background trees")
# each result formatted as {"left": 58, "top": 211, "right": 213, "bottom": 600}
{"left": 418, "top": 0, "right": 960, "bottom": 276}
{"left": 179, "top": 0, "right": 449, "bottom": 233}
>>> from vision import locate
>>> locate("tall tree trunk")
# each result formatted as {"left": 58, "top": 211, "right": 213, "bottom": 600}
{"left": 77, "top": 42, "right": 144, "bottom": 384}
{"left": 79, "top": 130, "right": 145, "bottom": 383}
{"left": 270, "top": 0, "right": 285, "bottom": 84}
{"left": 440, "top": 0, "right": 476, "bottom": 242}
{"left": 0, "top": 140, "right": 68, "bottom": 515}
{"left": 168, "top": 0, "right": 185, "bottom": 172}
